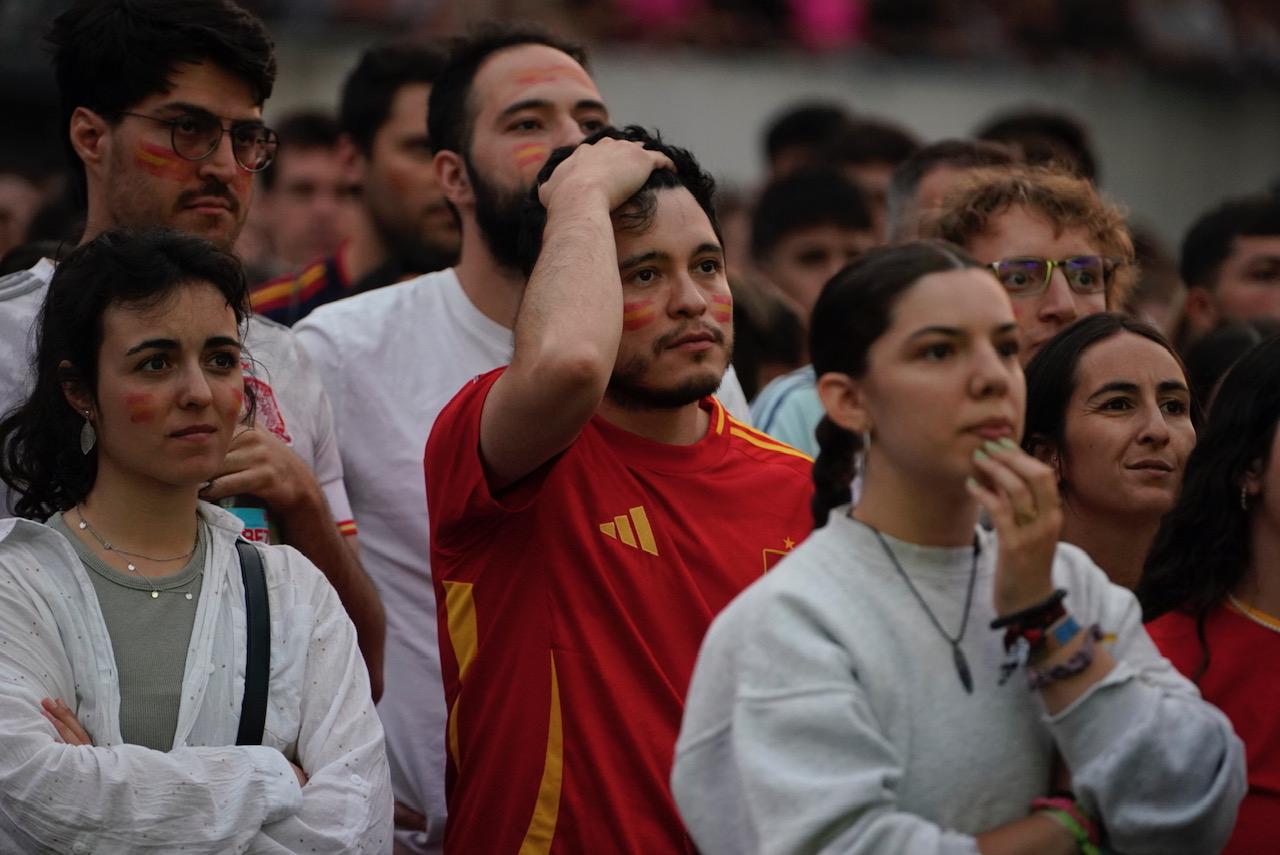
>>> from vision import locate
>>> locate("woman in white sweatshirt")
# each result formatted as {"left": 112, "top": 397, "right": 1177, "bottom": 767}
{"left": 672, "top": 241, "right": 1244, "bottom": 855}
{"left": 0, "top": 229, "right": 391, "bottom": 853}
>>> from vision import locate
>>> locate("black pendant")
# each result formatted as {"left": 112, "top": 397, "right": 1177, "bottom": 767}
{"left": 952, "top": 644, "right": 974, "bottom": 694}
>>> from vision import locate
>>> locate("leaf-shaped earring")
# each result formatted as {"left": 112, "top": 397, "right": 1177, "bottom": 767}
{"left": 80, "top": 410, "right": 95, "bottom": 455}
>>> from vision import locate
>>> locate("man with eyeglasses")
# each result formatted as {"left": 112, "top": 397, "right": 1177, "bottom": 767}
{"left": 923, "top": 164, "right": 1137, "bottom": 364}
{"left": 0, "top": 0, "right": 385, "bottom": 699}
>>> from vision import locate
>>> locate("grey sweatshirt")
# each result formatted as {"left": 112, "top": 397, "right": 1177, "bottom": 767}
{"left": 672, "top": 509, "right": 1245, "bottom": 855}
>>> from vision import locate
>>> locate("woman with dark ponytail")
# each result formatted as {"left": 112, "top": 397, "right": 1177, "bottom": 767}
{"left": 1141, "top": 335, "right": 1280, "bottom": 855}
{"left": 674, "top": 241, "right": 1243, "bottom": 855}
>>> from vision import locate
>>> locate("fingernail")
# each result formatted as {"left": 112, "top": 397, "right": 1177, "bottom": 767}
{"left": 973, "top": 448, "right": 989, "bottom": 461}
{"left": 998, "top": 437, "right": 1018, "bottom": 450}
{"left": 965, "top": 477, "right": 979, "bottom": 490}
{"left": 983, "top": 440, "right": 1003, "bottom": 455}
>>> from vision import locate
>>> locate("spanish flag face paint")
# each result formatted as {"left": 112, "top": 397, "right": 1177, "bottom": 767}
{"left": 514, "top": 143, "right": 550, "bottom": 171}
{"left": 134, "top": 141, "right": 190, "bottom": 182}
{"left": 622, "top": 300, "right": 657, "bottom": 331}
{"left": 124, "top": 392, "right": 156, "bottom": 424}
{"left": 709, "top": 293, "right": 733, "bottom": 324}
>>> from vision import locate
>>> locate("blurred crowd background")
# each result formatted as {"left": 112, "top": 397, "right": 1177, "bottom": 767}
{"left": 1, "top": 0, "right": 1277, "bottom": 276}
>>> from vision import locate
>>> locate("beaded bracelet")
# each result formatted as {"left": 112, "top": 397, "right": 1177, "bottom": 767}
{"left": 1031, "top": 795, "right": 1102, "bottom": 855}
{"left": 990, "top": 588, "right": 1067, "bottom": 630}
{"left": 1027, "top": 624, "right": 1103, "bottom": 690}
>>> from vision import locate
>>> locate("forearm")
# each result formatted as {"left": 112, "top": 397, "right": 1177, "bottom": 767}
{"left": 274, "top": 488, "right": 386, "bottom": 701}
{"left": 511, "top": 195, "right": 621, "bottom": 395}
{"left": 977, "top": 815, "right": 1075, "bottom": 855}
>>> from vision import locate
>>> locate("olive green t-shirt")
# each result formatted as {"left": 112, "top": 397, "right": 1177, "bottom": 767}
{"left": 48, "top": 512, "right": 206, "bottom": 751}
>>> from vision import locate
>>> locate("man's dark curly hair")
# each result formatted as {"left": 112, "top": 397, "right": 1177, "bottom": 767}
{"left": 515, "top": 126, "right": 720, "bottom": 277}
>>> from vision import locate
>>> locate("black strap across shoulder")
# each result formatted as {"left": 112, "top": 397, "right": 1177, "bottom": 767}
{"left": 235, "top": 539, "right": 270, "bottom": 746}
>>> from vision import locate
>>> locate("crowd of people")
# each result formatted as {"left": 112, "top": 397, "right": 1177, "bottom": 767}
{"left": 0, "top": 1, "right": 1277, "bottom": 853}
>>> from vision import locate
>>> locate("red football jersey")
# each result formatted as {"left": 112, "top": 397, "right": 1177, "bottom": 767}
{"left": 426, "top": 367, "right": 814, "bottom": 853}
{"left": 1148, "top": 604, "right": 1280, "bottom": 855}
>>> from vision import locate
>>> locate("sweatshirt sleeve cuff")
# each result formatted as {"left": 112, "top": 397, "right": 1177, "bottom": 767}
{"left": 245, "top": 745, "right": 306, "bottom": 824}
{"left": 1042, "top": 660, "right": 1144, "bottom": 765}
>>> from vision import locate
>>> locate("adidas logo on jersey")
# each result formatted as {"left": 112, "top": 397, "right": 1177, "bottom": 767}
{"left": 598, "top": 505, "right": 659, "bottom": 556}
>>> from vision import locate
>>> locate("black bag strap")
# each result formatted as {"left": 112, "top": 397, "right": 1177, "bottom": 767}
{"left": 235, "top": 539, "right": 270, "bottom": 746}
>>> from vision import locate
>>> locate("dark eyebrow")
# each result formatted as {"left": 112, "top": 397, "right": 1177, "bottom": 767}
{"left": 906, "top": 325, "right": 960, "bottom": 341}
{"left": 619, "top": 250, "right": 665, "bottom": 270}
{"left": 125, "top": 336, "right": 240, "bottom": 356}
{"left": 125, "top": 338, "right": 178, "bottom": 356}
{"left": 693, "top": 242, "right": 724, "bottom": 258}
{"left": 496, "top": 98, "right": 608, "bottom": 123}
{"left": 1158, "top": 380, "right": 1190, "bottom": 395}
{"left": 1087, "top": 381, "right": 1139, "bottom": 400}
{"left": 155, "top": 102, "right": 263, "bottom": 125}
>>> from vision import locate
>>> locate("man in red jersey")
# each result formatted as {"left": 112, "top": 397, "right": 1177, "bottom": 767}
{"left": 425, "top": 126, "right": 815, "bottom": 853}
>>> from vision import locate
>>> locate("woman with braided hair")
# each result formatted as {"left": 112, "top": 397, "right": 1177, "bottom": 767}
{"left": 672, "top": 240, "right": 1242, "bottom": 855}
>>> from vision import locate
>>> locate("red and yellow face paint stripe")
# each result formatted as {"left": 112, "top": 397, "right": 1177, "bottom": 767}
{"left": 622, "top": 299, "right": 657, "bottom": 331}
{"left": 709, "top": 293, "right": 733, "bottom": 324}
{"left": 514, "top": 143, "right": 550, "bottom": 170}
{"left": 134, "top": 141, "right": 187, "bottom": 180}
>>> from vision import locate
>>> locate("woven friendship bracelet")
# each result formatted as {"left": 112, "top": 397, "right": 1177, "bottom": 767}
{"left": 1026, "top": 624, "right": 1103, "bottom": 689}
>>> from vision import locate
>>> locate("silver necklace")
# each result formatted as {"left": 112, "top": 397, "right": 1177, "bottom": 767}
{"left": 74, "top": 507, "right": 199, "bottom": 600}
{"left": 867, "top": 524, "right": 980, "bottom": 694}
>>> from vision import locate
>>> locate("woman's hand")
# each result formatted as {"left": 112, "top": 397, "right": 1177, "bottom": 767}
{"left": 966, "top": 438, "right": 1063, "bottom": 616}
{"left": 40, "top": 697, "right": 92, "bottom": 745}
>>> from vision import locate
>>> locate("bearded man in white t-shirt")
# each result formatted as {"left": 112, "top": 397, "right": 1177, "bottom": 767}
{"left": 294, "top": 23, "right": 750, "bottom": 855}
{"left": 0, "top": 0, "right": 385, "bottom": 696}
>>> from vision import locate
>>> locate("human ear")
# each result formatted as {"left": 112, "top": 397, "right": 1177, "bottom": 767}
{"left": 434, "top": 150, "right": 473, "bottom": 207}
{"left": 816, "top": 372, "right": 871, "bottom": 436}
{"left": 1181, "top": 286, "right": 1219, "bottom": 339}
{"left": 336, "top": 134, "right": 366, "bottom": 182}
{"left": 1027, "top": 434, "right": 1063, "bottom": 480}
{"left": 58, "top": 360, "right": 94, "bottom": 419}
{"left": 69, "top": 107, "right": 110, "bottom": 173}
{"left": 1241, "top": 458, "right": 1265, "bottom": 500}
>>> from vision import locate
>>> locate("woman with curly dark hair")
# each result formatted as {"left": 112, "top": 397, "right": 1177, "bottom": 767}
{"left": 1141, "top": 334, "right": 1280, "bottom": 855}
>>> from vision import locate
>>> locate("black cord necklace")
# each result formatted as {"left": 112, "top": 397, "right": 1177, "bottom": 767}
{"left": 867, "top": 525, "right": 980, "bottom": 694}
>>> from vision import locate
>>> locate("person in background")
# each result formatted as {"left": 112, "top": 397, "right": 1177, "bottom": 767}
{"left": 1177, "top": 193, "right": 1280, "bottom": 351}
{"left": 1122, "top": 226, "right": 1185, "bottom": 339}
{"left": 923, "top": 165, "right": 1137, "bottom": 365}
{"left": 761, "top": 100, "right": 853, "bottom": 180}
{"left": 748, "top": 168, "right": 875, "bottom": 454}
{"left": 818, "top": 116, "right": 921, "bottom": 241}
{"left": 673, "top": 241, "right": 1244, "bottom": 855}
{"left": 885, "top": 138, "right": 1018, "bottom": 243}
{"left": 247, "top": 111, "right": 359, "bottom": 281}
{"left": 1184, "top": 319, "right": 1280, "bottom": 411}
{"left": 0, "top": 173, "right": 43, "bottom": 259}
{"left": 426, "top": 125, "right": 813, "bottom": 854}
{"left": 975, "top": 106, "right": 1100, "bottom": 183}
{"left": 252, "top": 42, "right": 460, "bottom": 326}
{"left": 1141, "top": 334, "right": 1280, "bottom": 855}
{"left": 0, "top": 229, "right": 390, "bottom": 854}
{"left": 0, "top": 0, "right": 384, "bottom": 697}
{"left": 1023, "top": 313, "right": 1198, "bottom": 589}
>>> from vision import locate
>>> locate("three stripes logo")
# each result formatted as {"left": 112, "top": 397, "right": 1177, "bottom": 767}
{"left": 598, "top": 505, "right": 659, "bottom": 556}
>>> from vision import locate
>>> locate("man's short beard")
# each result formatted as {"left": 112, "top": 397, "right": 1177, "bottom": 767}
{"left": 370, "top": 207, "right": 459, "bottom": 274}
{"left": 606, "top": 326, "right": 732, "bottom": 411}
{"left": 466, "top": 157, "right": 527, "bottom": 273}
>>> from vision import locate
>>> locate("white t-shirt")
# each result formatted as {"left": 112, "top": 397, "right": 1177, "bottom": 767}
{"left": 0, "top": 261, "right": 355, "bottom": 529}
{"left": 295, "top": 267, "right": 751, "bottom": 853}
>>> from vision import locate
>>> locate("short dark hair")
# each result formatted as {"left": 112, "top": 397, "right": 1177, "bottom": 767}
{"left": 0, "top": 228, "right": 252, "bottom": 518}
{"left": 750, "top": 168, "right": 872, "bottom": 261}
{"left": 886, "top": 138, "right": 1019, "bottom": 241}
{"left": 1179, "top": 194, "right": 1280, "bottom": 291}
{"left": 340, "top": 42, "right": 447, "bottom": 155}
{"left": 975, "top": 107, "right": 1098, "bottom": 182}
{"left": 808, "top": 241, "right": 981, "bottom": 527}
{"left": 260, "top": 111, "right": 342, "bottom": 192}
{"left": 763, "top": 102, "right": 853, "bottom": 166}
{"left": 1022, "top": 313, "right": 1198, "bottom": 465}
{"left": 516, "top": 126, "right": 718, "bottom": 278}
{"left": 427, "top": 23, "right": 587, "bottom": 158}
{"left": 817, "top": 117, "right": 920, "bottom": 169}
{"left": 46, "top": 0, "right": 277, "bottom": 204}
